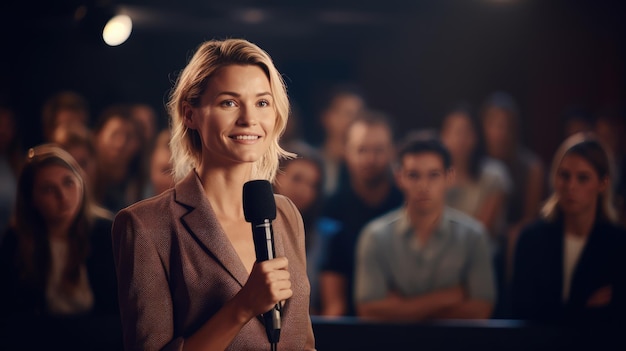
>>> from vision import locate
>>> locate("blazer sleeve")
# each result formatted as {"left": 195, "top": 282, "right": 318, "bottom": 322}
{"left": 112, "top": 208, "right": 184, "bottom": 351}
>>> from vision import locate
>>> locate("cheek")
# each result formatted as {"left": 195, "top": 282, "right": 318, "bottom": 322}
{"left": 71, "top": 187, "right": 83, "bottom": 205}
{"left": 581, "top": 184, "right": 601, "bottom": 201}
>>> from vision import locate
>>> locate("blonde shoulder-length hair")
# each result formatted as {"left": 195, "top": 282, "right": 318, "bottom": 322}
{"left": 541, "top": 132, "right": 618, "bottom": 223}
{"left": 167, "top": 38, "right": 293, "bottom": 182}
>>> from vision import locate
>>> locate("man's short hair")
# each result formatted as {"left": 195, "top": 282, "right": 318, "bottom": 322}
{"left": 396, "top": 133, "right": 452, "bottom": 170}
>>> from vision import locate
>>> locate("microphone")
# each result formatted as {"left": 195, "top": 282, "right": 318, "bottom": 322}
{"left": 243, "top": 180, "right": 281, "bottom": 345}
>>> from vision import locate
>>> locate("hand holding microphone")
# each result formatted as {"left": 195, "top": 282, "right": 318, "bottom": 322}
{"left": 242, "top": 180, "right": 289, "bottom": 346}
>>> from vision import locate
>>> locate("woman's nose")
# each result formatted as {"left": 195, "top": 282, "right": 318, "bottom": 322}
{"left": 236, "top": 105, "right": 257, "bottom": 126}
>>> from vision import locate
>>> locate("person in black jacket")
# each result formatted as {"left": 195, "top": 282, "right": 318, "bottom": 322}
{"left": 511, "top": 132, "right": 626, "bottom": 325}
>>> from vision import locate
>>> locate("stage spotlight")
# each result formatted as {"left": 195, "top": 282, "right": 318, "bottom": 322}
{"left": 102, "top": 14, "right": 132, "bottom": 46}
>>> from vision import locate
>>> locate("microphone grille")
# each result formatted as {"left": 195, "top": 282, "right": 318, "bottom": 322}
{"left": 243, "top": 180, "right": 277, "bottom": 222}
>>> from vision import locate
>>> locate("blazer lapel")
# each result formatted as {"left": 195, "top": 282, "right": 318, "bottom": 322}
{"left": 174, "top": 171, "right": 249, "bottom": 288}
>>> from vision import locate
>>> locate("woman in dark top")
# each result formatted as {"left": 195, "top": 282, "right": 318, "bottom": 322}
{"left": 0, "top": 144, "right": 117, "bottom": 317}
{"left": 511, "top": 132, "right": 626, "bottom": 325}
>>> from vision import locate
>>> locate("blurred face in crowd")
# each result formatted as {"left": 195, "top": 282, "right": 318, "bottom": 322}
{"left": 132, "top": 104, "right": 158, "bottom": 144}
{"left": 185, "top": 64, "right": 276, "bottom": 167}
{"left": 46, "top": 109, "right": 88, "bottom": 142}
{"left": 150, "top": 144, "right": 174, "bottom": 195}
{"left": 54, "top": 109, "right": 87, "bottom": 129}
{"left": 274, "top": 159, "right": 321, "bottom": 212}
{"left": 555, "top": 153, "right": 607, "bottom": 218}
{"left": 65, "top": 144, "right": 97, "bottom": 191}
{"left": 96, "top": 116, "right": 140, "bottom": 169}
{"left": 321, "top": 94, "right": 364, "bottom": 140}
{"left": 344, "top": 121, "right": 394, "bottom": 186}
{"left": 32, "top": 164, "right": 83, "bottom": 227}
{"left": 396, "top": 152, "right": 452, "bottom": 215}
{"left": 482, "top": 106, "right": 513, "bottom": 159}
{"left": 441, "top": 112, "right": 477, "bottom": 162}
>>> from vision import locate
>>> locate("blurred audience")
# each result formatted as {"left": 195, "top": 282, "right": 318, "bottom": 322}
{"left": 93, "top": 104, "right": 147, "bottom": 213}
{"left": 440, "top": 103, "right": 511, "bottom": 244}
{"left": 274, "top": 141, "right": 326, "bottom": 314}
{"left": 0, "top": 105, "right": 23, "bottom": 241}
{"left": 316, "top": 84, "right": 366, "bottom": 197}
{"left": 318, "top": 110, "right": 403, "bottom": 317}
{"left": 144, "top": 128, "right": 175, "bottom": 198}
{"left": 511, "top": 133, "right": 626, "bottom": 324}
{"left": 594, "top": 110, "right": 626, "bottom": 226}
{"left": 480, "top": 91, "right": 546, "bottom": 277}
{"left": 53, "top": 123, "right": 98, "bottom": 199}
{"left": 355, "top": 135, "right": 495, "bottom": 321}
{"left": 41, "top": 91, "right": 90, "bottom": 143}
{"left": 0, "top": 144, "right": 117, "bottom": 317}
{"left": 130, "top": 103, "right": 159, "bottom": 148}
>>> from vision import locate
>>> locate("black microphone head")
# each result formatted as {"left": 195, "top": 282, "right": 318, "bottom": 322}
{"left": 243, "top": 180, "right": 277, "bottom": 222}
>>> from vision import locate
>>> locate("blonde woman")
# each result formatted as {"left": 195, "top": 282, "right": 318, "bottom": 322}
{"left": 111, "top": 39, "right": 315, "bottom": 350}
{"left": 511, "top": 132, "right": 626, "bottom": 324}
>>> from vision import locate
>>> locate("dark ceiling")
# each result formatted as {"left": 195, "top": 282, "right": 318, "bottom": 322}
{"left": 1, "top": 0, "right": 625, "bottom": 159}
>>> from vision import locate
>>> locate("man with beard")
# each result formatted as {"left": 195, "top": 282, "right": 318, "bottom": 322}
{"left": 318, "top": 111, "right": 403, "bottom": 317}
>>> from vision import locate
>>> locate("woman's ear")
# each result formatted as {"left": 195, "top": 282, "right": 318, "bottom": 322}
{"left": 182, "top": 102, "right": 196, "bottom": 130}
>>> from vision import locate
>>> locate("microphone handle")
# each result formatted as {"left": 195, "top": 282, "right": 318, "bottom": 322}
{"left": 252, "top": 219, "right": 282, "bottom": 344}
{"left": 263, "top": 303, "right": 282, "bottom": 343}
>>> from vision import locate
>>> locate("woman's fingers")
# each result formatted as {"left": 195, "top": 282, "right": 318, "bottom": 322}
{"left": 239, "top": 257, "right": 292, "bottom": 316}
{"left": 258, "top": 256, "right": 289, "bottom": 272}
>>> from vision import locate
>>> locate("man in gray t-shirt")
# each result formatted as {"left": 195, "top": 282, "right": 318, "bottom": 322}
{"left": 354, "top": 136, "right": 496, "bottom": 321}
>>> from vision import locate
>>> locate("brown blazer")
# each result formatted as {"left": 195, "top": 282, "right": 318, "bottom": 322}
{"left": 112, "top": 171, "right": 316, "bottom": 350}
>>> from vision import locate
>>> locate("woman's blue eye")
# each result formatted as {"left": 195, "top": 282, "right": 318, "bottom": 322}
{"left": 221, "top": 100, "right": 236, "bottom": 107}
{"left": 258, "top": 100, "right": 270, "bottom": 107}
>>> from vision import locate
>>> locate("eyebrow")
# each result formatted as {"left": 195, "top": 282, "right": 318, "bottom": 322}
{"left": 215, "top": 91, "right": 273, "bottom": 98}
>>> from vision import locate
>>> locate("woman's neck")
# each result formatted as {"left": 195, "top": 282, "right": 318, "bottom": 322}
{"left": 47, "top": 221, "right": 72, "bottom": 240}
{"left": 197, "top": 163, "right": 252, "bottom": 221}
{"left": 563, "top": 209, "right": 596, "bottom": 238}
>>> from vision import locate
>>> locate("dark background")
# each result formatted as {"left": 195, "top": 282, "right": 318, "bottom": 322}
{"left": 1, "top": 0, "right": 624, "bottom": 165}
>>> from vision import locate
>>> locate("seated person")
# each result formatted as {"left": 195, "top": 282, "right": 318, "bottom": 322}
{"left": 511, "top": 132, "right": 626, "bottom": 325}
{"left": 0, "top": 144, "right": 117, "bottom": 317}
{"left": 354, "top": 135, "right": 496, "bottom": 321}
{"left": 319, "top": 111, "right": 403, "bottom": 317}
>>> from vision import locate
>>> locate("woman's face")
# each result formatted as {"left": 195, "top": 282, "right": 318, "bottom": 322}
{"left": 185, "top": 64, "right": 276, "bottom": 167}
{"left": 555, "top": 154, "right": 607, "bottom": 218}
{"left": 274, "top": 159, "right": 321, "bottom": 212}
{"left": 32, "top": 164, "right": 83, "bottom": 227}
{"left": 321, "top": 94, "right": 364, "bottom": 139}
{"left": 441, "top": 112, "right": 477, "bottom": 161}
{"left": 96, "top": 116, "right": 140, "bottom": 168}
